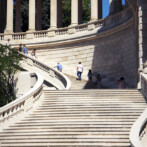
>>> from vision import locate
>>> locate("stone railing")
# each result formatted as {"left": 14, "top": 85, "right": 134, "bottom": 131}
{"left": 20, "top": 52, "right": 71, "bottom": 90}
{"left": 130, "top": 73, "right": 147, "bottom": 147}
{"left": 0, "top": 7, "right": 132, "bottom": 43}
{"left": 0, "top": 72, "right": 44, "bottom": 131}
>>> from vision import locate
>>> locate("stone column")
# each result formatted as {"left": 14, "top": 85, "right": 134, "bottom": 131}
{"left": 50, "top": 0, "right": 62, "bottom": 29}
{"left": 15, "top": 0, "right": 21, "bottom": 32}
{"left": 28, "top": 0, "right": 36, "bottom": 31}
{"left": 91, "top": 0, "right": 102, "bottom": 21}
{"left": 71, "top": 0, "right": 82, "bottom": 26}
{"left": 36, "top": 0, "right": 42, "bottom": 30}
{"left": 109, "top": 0, "right": 115, "bottom": 15}
{"left": 5, "top": 0, "right": 13, "bottom": 33}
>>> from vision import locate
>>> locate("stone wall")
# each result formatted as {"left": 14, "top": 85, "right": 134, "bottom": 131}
{"left": 36, "top": 19, "right": 138, "bottom": 88}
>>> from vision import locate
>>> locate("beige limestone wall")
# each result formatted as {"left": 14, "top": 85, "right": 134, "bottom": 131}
{"left": 36, "top": 21, "right": 137, "bottom": 88}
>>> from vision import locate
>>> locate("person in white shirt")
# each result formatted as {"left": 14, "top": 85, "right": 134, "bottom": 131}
{"left": 6, "top": 39, "right": 10, "bottom": 46}
{"left": 77, "top": 62, "right": 83, "bottom": 80}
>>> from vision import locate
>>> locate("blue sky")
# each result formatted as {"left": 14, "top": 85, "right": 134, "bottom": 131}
{"left": 103, "top": 0, "right": 125, "bottom": 18}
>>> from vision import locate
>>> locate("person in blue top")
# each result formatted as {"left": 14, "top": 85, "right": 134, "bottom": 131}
{"left": 55, "top": 63, "right": 62, "bottom": 72}
{"left": 23, "top": 45, "right": 28, "bottom": 54}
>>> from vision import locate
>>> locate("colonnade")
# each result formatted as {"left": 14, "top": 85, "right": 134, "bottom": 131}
{"left": 0, "top": 0, "right": 124, "bottom": 34}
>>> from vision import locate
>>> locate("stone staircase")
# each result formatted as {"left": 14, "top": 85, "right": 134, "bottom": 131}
{"left": 0, "top": 89, "right": 146, "bottom": 146}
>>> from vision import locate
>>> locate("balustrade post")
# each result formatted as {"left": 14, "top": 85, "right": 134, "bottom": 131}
{"left": 4, "top": 0, "right": 13, "bottom": 40}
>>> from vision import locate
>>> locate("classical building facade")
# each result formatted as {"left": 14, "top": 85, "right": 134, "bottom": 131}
{"left": 0, "top": 0, "right": 123, "bottom": 33}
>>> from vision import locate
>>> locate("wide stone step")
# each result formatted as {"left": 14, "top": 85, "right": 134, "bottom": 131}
{"left": 16, "top": 116, "right": 140, "bottom": 120}
{"left": 24, "top": 113, "right": 142, "bottom": 118}
{"left": 34, "top": 107, "right": 145, "bottom": 111}
{"left": 0, "top": 138, "right": 129, "bottom": 143}
{"left": 0, "top": 131, "right": 130, "bottom": 136}
{"left": 43, "top": 93, "right": 143, "bottom": 96}
{"left": 16, "top": 119, "right": 137, "bottom": 124}
{"left": 9, "top": 121, "right": 134, "bottom": 126}
{"left": 42, "top": 101, "right": 145, "bottom": 104}
{"left": 0, "top": 142, "right": 130, "bottom": 147}
{"left": 43, "top": 98, "right": 144, "bottom": 101}
{"left": 29, "top": 108, "right": 143, "bottom": 112}
{"left": 0, "top": 134, "right": 129, "bottom": 139}
{"left": 4, "top": 124, "right": 132, "bottom": 130}
{"left": 38, "top": 105, "right": 146, "bottom": 109}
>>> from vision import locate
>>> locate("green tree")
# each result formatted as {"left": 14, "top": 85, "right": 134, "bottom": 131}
{"left": 42, "top": 0, "right": 50, "bottom": 30}
{"left": 62, "top": 0, "right": 71, "bottom": 27}
{"left": 0, "top": 44, "right": 22, "bottom": 107}
{"left": 82, "top": 0, "right": 91, "bottom": 23}
{"left": 21, "top": 0, "right": 29, "bottom": 32}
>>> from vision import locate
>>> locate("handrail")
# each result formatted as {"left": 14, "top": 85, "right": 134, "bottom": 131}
{"left": 0, "top": 7, "right": 132, "bottom": 42}
{"left": 130, "top": 73, "right": 147, "bottom": 147}
{"left": 19, "top": 52, "right": 71, "bottom": 90}
{"left": 0, "top": 72, "right": 44, "bottom": 131}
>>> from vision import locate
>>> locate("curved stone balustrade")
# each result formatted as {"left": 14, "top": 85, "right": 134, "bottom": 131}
{"left": 130, "top": 73, "right": 147, "bottom": 147}
{"left": 0, "top": 72, "right": 44, "bottom": 132}
{"left": 0, "top": 8, "right": 132, "bottom": 45}
{"left": 20, "top": 52, "right": 71, "bottom": 90}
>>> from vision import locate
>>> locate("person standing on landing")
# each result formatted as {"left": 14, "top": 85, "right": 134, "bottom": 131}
{"left": 77, "top": 62, "right": 83, "bottom": 80}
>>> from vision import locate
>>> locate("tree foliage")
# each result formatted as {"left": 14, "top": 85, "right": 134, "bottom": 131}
{"left": 21, "top": 0, "right": 29, "bottom": 32}
{"left": 42, "top": 0, "right": 50, "bottom": 30}
{"left": 0, "top": 44, "right": 22, "bottom": 107}
{"left": 82, "top": 0, "right": 91, "bottom": 23}
{"left": 62, "top": 0, "right": 71, "bottom": 27}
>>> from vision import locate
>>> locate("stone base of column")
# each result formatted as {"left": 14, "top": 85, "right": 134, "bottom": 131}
{"left": 89, "top": 19, "right": 98, "bottom": 22}
{"left": 69, "top": 23, "right": 78, "bottom": 27}
{"left": 68, "top": 28, "right": 76, "bottom": 34}
{"left": 88, "top": 24, "right": 95, "bottom": 31}
{"left": 4, "top": 30, "right": 13, "bottom": 34}
{"left": 26, "top": 30, "right": 35, "bottom": 39}
{"left": 4, "top": 33, "right": 13, "bottom": 41}
{"left": 48, "top": 31, "right": 56, "bottom": 37}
